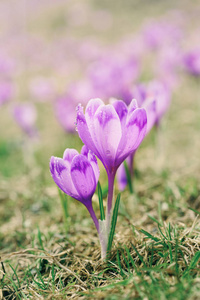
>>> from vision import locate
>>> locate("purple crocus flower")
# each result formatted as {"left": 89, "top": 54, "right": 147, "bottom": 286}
{"left": 76, "top": 98, "right": 147, "bottom": 223}
{"left": 142, "top": 21, "right": 182, "bottom": 51}
{"left": 50, "top": 145, "right": 99, "bottom": 232}
{"left": 55, "top": 80, "right": 95, "bottom": 133}
{"left": 183, "top": 49, "right": 200, "bottom": 77}
{"left": 55, "top": 96, "right": 78, "bottom": 134}
{"left": 29, "top": 77, "right": 55, "bottom": 102}
{"left": 146, "top": 80, "right": 171, "bottom": 126}
{"left": 13, "top": 103, "right": 37, "bottom": 137}
{"left": 117, "top": 80, "right": 171, "bottom": 192}
{"left": 88, "top": 55, "right": 139, "bottom": 102}
{"left": 0, "top": 81, "right": 13, "bottom": 106}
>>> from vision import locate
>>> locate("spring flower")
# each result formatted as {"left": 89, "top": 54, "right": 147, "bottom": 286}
{"left": 13, "top": 103, "right": 37, "bottom": 137}
{"left": 0, "top": 81, "right": 13, "bottom": 106}
{"left": 183, "top": 49, "right": 200, "bottom": 77}
{"left": 55, "top": 96, "right": 78, "bottom": 133}
{"left": 29, "top": 77, "right": 55, "bottom": 102}
{"left": 133, "top": 81, "right": 171, "bottom": 126}
{"left": 50, "top": 145, "right": 100, "bottom": 232}
{"left": 88, "top": 55, "right": 139, "bottom": 102}
{"left": 117, "top": 81, "right": 171, "bottom": 192}
{"left": 55, "top": 80, "right": 95, "bottom": 133}
{"left": 76, "top": 98, "right": 147, "bottom": 225}
{"left": 142, "top": 21, "right": 182, "bottom": 50}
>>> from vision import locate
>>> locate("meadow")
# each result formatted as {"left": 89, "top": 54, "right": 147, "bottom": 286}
{"left": 0, "top": 0, "right": 200, "bottom": 299}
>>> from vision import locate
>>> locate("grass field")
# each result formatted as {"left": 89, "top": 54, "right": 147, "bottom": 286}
{"left": 0, "top": 0, "right": 200, "bottom": 299}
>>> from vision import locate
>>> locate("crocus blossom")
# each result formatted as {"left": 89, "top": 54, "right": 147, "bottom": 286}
{"left": 133, "top": 81, "right": 171, "bottom": 126}
{"left": 50, "top": 145, "right": 100, "bottom": 231}
{"left": 183, "top": 49, "right": 200, "bottom": 77}
{"left": 0, "top": 81, "right": 13, "bottom": 106}
{"left": 13, "top": 103, "right": 37, "bottom": 137}
{"left": 117, "top": 81, "right": 171, "bottom": 192}
{"left": 76, "top": 98, "right": 147, "bottom": 226}
{"left": 76, "top": 98, "right": 147, "bottom": 174}
{"left": 88, "top": 55, "right": 139, "bottom": 102}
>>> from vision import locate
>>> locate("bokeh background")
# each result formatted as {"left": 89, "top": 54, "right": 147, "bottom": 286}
{"left": 0, "top": 0, "right": 200, "bottom": 298}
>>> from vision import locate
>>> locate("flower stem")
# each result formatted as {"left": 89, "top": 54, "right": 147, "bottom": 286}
{"left": 86, "top": 202, "right": 99, "bottom": 233}
{"left": 129, "top": 151, "right": 135, "bottom": 194}
{"left": 106, "top": 171, "right": 116, "bottom": 231}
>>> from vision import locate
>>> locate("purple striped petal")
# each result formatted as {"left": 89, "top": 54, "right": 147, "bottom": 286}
{"left": 87, "top": 151, "right": 100, "bottom": 184}
{"left": 71, "top": 155, "right": 97, "bottom": 203}
{"left": 81, "top": 145, "right": 89, "bottom": 156}
{"left": 50, "top": 156, "right": 80, "bottom": 200}
{"left": 76, "top": 104, "right": 100, "bottom": 156}
{"left": 93, "top": 104, "right": 122, "bottom": 171}
{"left": 81, "top": 145, "right": 100, "bottom": 184}
{"left": 112, "top": 100, "right": 128, "bottom": 127}
{"left": 143, "top": 98, "right": 156, "bottom": 135}
{"left": 116, "top": 162, "right": 127, "bottom": 191}
{"left": 127, "top": 99, "right": 138, "bottom": 115}
{"left": 63, "top": 148, "right": 79, "bottom": 162}
{"left": 116, "top": 108, "right": 147, "bottom": 165}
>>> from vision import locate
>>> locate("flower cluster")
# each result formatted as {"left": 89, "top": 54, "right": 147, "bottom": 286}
{"left": 50, "top": 98, "right": 147, "bottom": 258}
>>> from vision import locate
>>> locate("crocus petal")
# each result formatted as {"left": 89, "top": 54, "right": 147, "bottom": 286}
{"left": 63, "top": 148, "right": 79, "bottom": 162}
{"left": 116, "top": 163, "right": 127, "bottom": 191}
{"left": 76, "top": 104, "right": 100, "bottom": 156}
{"left": 87, "top": 150, "right": 100, "bottom": 184}
{"left": 50, "top": 156, "right": 80, "bottom": 200}
{"left": 112, "top": 100, "right": 128, "bottom": 129}
{"left": 116, "top": 108, "right": 147, "bottom": 165}
{"left": 127, "top": 99, "right": 138, "bottom": 115}
{"left": 93, "top": 104, "right": 122, "bottom": 171}
{"left": 143, "top": 98, "right": 156, "bottom": 134}
{"left": 81, "top": 145, "right": 100, "bottom": 184}
{"left": 71, "top": 155, "right": 97, "bottom": 203}
{"left": 81, "top": 145, "right": 89, "bottom": 156}
{"left": 85, "top": 98, "right": 104, "bottom": 126}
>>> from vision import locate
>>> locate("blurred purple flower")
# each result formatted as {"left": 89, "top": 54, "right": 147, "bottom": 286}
{"left": 55, "top": 80, "right": 96, "bottom": 133}
{"left": 0, "top": 81, "right": 13, "bottom": 106}
{"left": 147, "top": 80, "right": 171, "bottom": 126}
{"left": 55, "top": 97, "right": 78, "bottom": 133}
{"left": 155, "top": 45, "right": 181, "bottom": 90}
{"left": 13, "top": 103, "right": 37, "bottom": 137}
{"left": 50, "top": 145, "right": 99, "bottom": 231}
{"left": 88, "top": 55, "right": 139, "bottom": 102}
{"left": 142, "top": 21, "right": 182, "bottom": 50}
{"left": 0, "top": 54, "right": 15, "bottom": 76}
{"left": 133, "top": 81, "right": 171, "bottom": 125}
{"left": 29, "top": 77, "right": 55, "bottom": 102}
{"left": 183, "top": 49, "right": 200, "bottom": 77}
{"left": 117, "top": 81, "right": 171, "bottom": 192}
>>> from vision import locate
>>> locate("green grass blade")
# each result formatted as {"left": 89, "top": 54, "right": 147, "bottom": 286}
{"left": 58, "top": 189, "right": 69, "bottom": 232}
{"left": 131, "top": 243, "right": 147, "bottom": 267}
{"left": 148, "top": 214, "right": 163, "bottom": 227}
{"left": 102, "top": 184, "right": 108, "bottom": 198}
{"left": 158, "top": 201, "right": 163, "bottom": 227}
{"left": 140, "top": 229, "right": 160, "bottom": 242}
{"left": 98, "top": 181, "right": 105, "bottom": 220}
{"left": 116, "top": 250, "right": 124, "bottom": 277}
{"left": 183, "top": 251, "right": 200, "bottom": 278}
{"left": 124, "top": 245, "right": 138, "bottom": 274}
{"left": 107, "top": 193, "right": 121, "bottom": 255}
{"left": 58, "top": 189, "right": 68, "bottom": 219}
{"left": 188, "top": 207, "right": 200, "bottom": 215}
{"left": 123, "top": 160, "right": 133, "bottom": 194}
{"left": 188, "top": 251, "right": 200, "bottom": 269}
{"left": 37, "top": 227, "right": 44, "bottom": 250}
